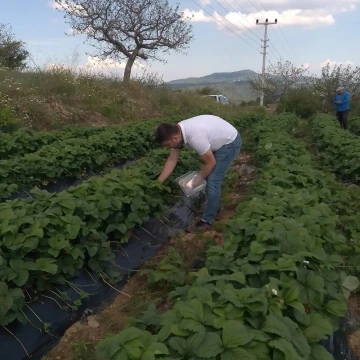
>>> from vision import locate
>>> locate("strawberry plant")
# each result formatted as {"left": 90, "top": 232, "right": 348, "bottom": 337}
{"left": 141, "top": 251, "right": 186, "bottom": 288}
{"left": 0, "top": 113, "right": 258, "bottom": 201}
{"left": 0, "top": 147, "right": 202, "bottom": 328}
{"left": 309, "top": 113, "right": 360, "bottom": 183}
{"left": 95, "top": 113, "right": 359, "bottom": 360}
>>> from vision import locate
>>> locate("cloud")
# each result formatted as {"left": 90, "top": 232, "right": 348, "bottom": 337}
{"left": 85, "top": 56, "right": 145, "bottom": 70}
{"left": 182, "top": 9, "right": 213, "bottom": 22}
{"left": 48, "top": 0, "right": 83, "bottom": 14}
{"left": 47, "top": 56, "right": 145, "bottom": 74}
{"left": 320, "top": 59, "right": 354, "bottom": 68}
{"left": 186, "top": 0, "right": 358, "bottom": 31}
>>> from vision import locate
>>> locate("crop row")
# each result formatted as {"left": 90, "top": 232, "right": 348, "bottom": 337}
{"left": 349, "top": 116, "right": 360, "bottom": 136}
{"left": 0, "top": 119, "right": 169, "bottom": 201}
{"left": 0, "top": 113, "right": 257, "bottom": 202}
{"left": 0, "top": 147, "right": 203, "bottom": 328}
{"left": 94, "top": 113, "right": 359, "bottom": 360}
{"left": 309, "top": 113, "right": 360, "bottom": 184}
{"left": 0, "top": 114, "right": 188, "bottom": 160}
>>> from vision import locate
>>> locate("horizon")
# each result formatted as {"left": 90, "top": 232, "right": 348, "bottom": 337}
{"left": 0, "top": 0, "right": 358, "bottom": 82}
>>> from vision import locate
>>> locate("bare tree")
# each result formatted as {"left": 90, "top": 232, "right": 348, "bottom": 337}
{"left": 55, "top": 0, "right": 193, "bottom": 82}
{"left": 249, "top": 60, "right": 309, "bottom": 103}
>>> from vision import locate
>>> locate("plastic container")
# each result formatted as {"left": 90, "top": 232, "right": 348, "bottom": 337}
{"left": 175, "top": 171, "right": 207, "bottom": 197}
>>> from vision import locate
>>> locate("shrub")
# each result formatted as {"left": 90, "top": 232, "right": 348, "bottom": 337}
{"left": 277, "top": 88, "right": 319, "bottom": 118}
{"left": 0, "top": 105, "right": 21, "bottom": 132}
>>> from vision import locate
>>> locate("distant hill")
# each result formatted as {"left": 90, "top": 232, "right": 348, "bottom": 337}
{"left": 166, "top": 70, "right": 259, "bottom": 103}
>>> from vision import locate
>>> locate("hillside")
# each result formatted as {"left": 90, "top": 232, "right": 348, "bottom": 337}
{"left": 167, "top": 69, "right": 259, "bottom": 103}
{"left": 0, "top": 67, "right": 261, "bottom": 131}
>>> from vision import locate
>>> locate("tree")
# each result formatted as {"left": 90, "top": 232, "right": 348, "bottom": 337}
{"left": 249, "top": 60, "right": 309, "bottom": 104}
{"left": 196, "top": 86, "right": 219, "bottom": 96}
{"left": 310, "top": 62, "right": 360, "bottom": 109}
{"left": 0, "top": 24, "right": 29, "bottom": 70}
{"left": 55, "top": 0, "right": 193, "bottom": 82}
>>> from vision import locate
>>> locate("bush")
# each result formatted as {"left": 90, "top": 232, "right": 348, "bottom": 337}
{"left": 0, "top": 105, "right": 21, "bottom": 132}
{"left": 277, "top": 88, "right": 319, "bottom": 118}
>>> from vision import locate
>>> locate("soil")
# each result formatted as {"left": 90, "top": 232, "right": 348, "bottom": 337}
{"left": 44, "top": 152, "right": 256, "bottom": 360}
{"left": 348, "top": 294, "right": 360, "bottom": 358}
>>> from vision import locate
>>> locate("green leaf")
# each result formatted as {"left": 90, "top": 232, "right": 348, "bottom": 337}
{"left": 123, "top": 343, "right": 142, "bottom": 359}
{"left": 261, "top": 315, "right": 292, "bottom": 342}
{"left": 250, "top": 241, "right": 267, "bottom": 255}
{"left": 179, "top": 319, "right": 205, "bottom": 333}
{"left": 147, "top": 342, "right": 168, "bottom": 355}
{"left": 287, "top": 301, "right": 305, "bottom": 313}
{"left": 0, "top": 208, "right": 17, "bottom": 221}
{"left": 229, "top": 272, "right": 246, "bottom": 285}
{"left": 0, "top": 282, "right": 13, "bottom": 316}
{"left": 268, "top": 338, "right": 300, "bottom": 360}
{"left": 309, "top": 344, "right": 334, "bottom": 360}
{"left": 324, "top": 300, "right": 347, "bottom": 317}
{"left": 283, "top": 287, "right": 299, "bottom": 303}
{"left": 277, "top": 258, "right": 297, "bottom": 272}
{"left": 196, "top": 332, "right": 223, "bottom": 358}
{"left": 67, "top": 224, "right": 81, "bottom": 239}
{"left": 303, "top": 314, "right": 333, "bottom": 343}
{"left": 12, "top": 270, "right": 29, "bottom": 287}
{"left": 222, "top": 320, "right": 253, "bottom": 348}
{"left": 221, "top": 348, "right": 257, "bottom": 360}
{"left": 342, "top": 276, "right": 360, "bottom": 291}
{"left": 187, "top": 331, "right": 206, "bottom": 354}
{"left": 35, "top": 258, "right": 58, "bottom": 275}
{"left": 176, "top": 299, "right": 204, "bottom": 322}
{"left": 168, "top": 337, "right": 187, "bottom": 356}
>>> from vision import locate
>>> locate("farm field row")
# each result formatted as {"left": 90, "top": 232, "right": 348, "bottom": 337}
{"left": 93, "top": 113, "right": 359, "bottom": 360}
{"left": 0, "top": 113, "right": 258, "bottom": 202}
{"left": 0, "top": 113, "right": 259, "bottom": 333}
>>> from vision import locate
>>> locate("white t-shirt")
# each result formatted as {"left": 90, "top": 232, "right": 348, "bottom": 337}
{"left": 178, "top": 115, "right": 238, "bottom": 156}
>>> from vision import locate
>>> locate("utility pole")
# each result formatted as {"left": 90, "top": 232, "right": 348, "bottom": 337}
{"left": 256, "top": 18, "right": 277, "bottom": 106}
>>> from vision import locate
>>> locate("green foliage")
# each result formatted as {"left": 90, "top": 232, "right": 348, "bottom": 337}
{"left": 277, "top": 88, "right": 319, "bottom": 119}
{"left": 0, "top": 24, "right": 29, "bottom": 70}
{"left": 309, "top": 113, "right": 360, "bottom": 183}
{"left": 97, "top": 112, "right": 358, "bottom": 360}
{"left": 141, "top": 251, "right": 186, "bottom": 288}
{"left": 0, "top": 106, "right": 21, "bottom": 132}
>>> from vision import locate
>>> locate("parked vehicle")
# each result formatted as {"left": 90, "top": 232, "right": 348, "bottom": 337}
{"left": 204, "top": 94, "right": 230, "bottom": 105}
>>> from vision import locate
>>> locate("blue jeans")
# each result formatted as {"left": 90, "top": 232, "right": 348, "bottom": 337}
{"left": 202, "top": 133, "right": 242, "bottom": 224}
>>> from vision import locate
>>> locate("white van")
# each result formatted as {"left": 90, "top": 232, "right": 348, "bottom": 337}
{"left": 204, "top": 94, "right": 230, "bottom": 105}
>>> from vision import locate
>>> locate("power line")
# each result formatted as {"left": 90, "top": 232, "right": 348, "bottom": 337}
{"left": 224, "top": 0, "right": 282, "bottom": 62}
{"left": 241, "top": 0, "right": 292, "bottom": 60}
{"left": 255, "top": 0, "right": 297, "bottom": 59}
{"left": 190, "top": 0, "right": 260, "bottom": 52}
{"left": 212, "top": 0, "right": 262, "bottom": 46}
{"left": 216, "top": 0, "right": 263, "bottom": 38}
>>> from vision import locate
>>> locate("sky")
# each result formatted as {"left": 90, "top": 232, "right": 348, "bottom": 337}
{"left": 0, "top": 0, "right": 359, "bottom": 81}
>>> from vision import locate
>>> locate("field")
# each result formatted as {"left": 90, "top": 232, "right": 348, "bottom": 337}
{"left": 0, "top": 85, "right": 360, "bottom": 360}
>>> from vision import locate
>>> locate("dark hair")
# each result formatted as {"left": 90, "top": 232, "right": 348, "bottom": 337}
{"left": 155, "top": 123, "right": 180, "bottom": 143}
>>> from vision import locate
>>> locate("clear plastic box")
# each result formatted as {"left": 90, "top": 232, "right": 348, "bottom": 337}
{"left": 174, "top": 171, "right": 207, "bottom": 197}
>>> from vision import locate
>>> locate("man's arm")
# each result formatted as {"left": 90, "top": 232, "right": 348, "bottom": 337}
{"left": 199, "top": 149, "right": 216, "bottom": 180}
{"left": 340, "top": 92, "right": 351, "bottom": 105}
{"left": 157, "top": 148, "right": 181, "bottom": 183}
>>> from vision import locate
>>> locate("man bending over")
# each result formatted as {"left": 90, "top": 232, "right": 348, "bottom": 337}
{"left": 155, "top": 114, "right": 242, "bottom": 232}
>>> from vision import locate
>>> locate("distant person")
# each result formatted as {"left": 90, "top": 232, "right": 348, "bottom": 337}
{"left": 334, "top": 86, "right": 351, "bottom": 129}
{"left": 155, "top": 115, "right": 241, "bottom": 232}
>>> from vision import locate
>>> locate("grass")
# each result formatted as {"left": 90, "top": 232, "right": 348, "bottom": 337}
{"left": 0, "top": 66, "right": 265, "bottom": 131}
